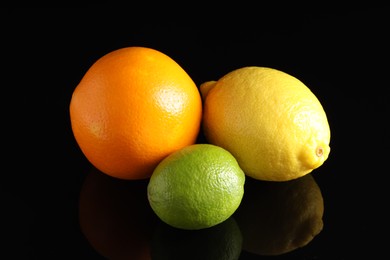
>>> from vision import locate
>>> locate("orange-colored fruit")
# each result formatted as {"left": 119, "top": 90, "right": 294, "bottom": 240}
{"left": 69, "top": 46, "right": 202, "bottom": 180}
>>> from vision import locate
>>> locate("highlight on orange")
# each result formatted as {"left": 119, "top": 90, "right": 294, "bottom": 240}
{"left": 69, "top": 46, "right": 203, "bottom": 179}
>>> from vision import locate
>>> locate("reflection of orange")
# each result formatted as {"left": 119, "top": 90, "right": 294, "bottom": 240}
{"left": 69, "top": 46, "right": 202, "bottom": 180}
{"left": 78, "top": 167, "right": 159, "bottom": 259}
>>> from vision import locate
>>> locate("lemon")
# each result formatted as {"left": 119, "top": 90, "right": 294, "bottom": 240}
{"left": 147, "top": 143, "right": 245, "bottom": 230}
{"left": 201, "top": 66, "right": 331, "bottom": 181}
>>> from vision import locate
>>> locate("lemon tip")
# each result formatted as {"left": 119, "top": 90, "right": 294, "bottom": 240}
{"left": 315, "top": 147, "right": 324, "bottom": 157}
{"left": 199, "top": 81, "right": 217, "bottom": 100}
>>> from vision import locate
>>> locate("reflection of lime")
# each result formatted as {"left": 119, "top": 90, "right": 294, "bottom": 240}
{"left": 234, "top": 174, "right": 324, "bottom": 256}
{"left": 147, "top": 144, "right": 245, "bottom": 230}
{"left": 79, "top": 167, "right": 159, "bottom": 259}
{"left": 151, "top": 217, "right": 242, "bottom": 260}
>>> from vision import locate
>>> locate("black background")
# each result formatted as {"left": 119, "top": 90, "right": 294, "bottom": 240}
{"left": 3, "top": 6, "right": 389, "bottom": 259}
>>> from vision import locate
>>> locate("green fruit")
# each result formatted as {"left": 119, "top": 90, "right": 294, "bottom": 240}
{"left": 147, "top": 144, "right": 245, "bottom": 230}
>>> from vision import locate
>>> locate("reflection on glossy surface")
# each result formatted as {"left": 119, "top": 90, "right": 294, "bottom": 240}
{"left": 234, "top": 174, "right": 324, "bottom": 256}
{"left": 151, "top": 217, "right": 242, "bottom": 260}
{"left": 78, "top": 167, "right": 324, "bottom": 259}
{"left": 78, "top": 167, "right": 159, "bottom": 259}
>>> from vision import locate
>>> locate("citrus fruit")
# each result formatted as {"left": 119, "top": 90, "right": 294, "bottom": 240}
{"left": 201, "top": 66, "right": 331, "bottom": 181}
{"left": 69, "top": 46, "right": 202, "bottom": 180}
{"left": 234, "top": 174, "right": 324, "bottom": 256}
{"left": 147, "top": 143, "right": 245, "bottom": 230}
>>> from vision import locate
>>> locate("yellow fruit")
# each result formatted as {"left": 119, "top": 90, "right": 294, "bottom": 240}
{"left": 234, "top": 174, "right": 324, "bottom": 256}
{"left": 147, "top": 144, "right": 245, "bottom": 230}
{"left": 201, "top": 66, "right": 331, "bottom": 181}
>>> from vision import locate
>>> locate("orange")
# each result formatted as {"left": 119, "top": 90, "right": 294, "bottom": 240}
{"left": 69, "top": 46, "right": 202, "bottom": 180}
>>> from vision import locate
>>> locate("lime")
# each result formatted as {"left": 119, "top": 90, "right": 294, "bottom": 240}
{"left": 147, "top": 143, "right": 245, "bottom": 230}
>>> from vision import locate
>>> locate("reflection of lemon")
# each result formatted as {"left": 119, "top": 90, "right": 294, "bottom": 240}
{"left": 79, "top": 167, "right": 158, "bottom": 259}
{"left": 151, "top": 217, "right": 242, "bottom": 260}
{"left": 234, "top": 174, "right": 324, "bottom": 256}
{"left": 201, "top": 66, "right": 331, "bottom": 181}
{"left": 147, "top": 144, "right": 245, "bottom": 230}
